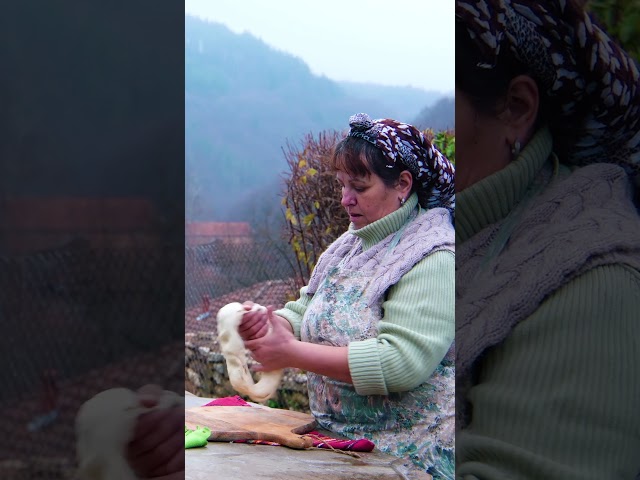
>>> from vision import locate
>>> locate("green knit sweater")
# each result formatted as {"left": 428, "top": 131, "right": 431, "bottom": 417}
{"left": 276, "top": 193, "right": 455, "bottom": 395}
{"left": 456, "top": 130, "right": 640, "bottom": 479}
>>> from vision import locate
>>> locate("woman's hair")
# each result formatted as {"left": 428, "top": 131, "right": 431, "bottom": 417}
{"left": 455, "top": 22, "right": 550, "bottom": 130}
{"left": 331, "top": 136, "right": 427, "bottom": 205}
{"left": 456, "top": 0, "right": 640, "bottom": 205}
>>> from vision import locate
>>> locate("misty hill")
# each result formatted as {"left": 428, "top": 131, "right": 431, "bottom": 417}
{"left": 185, "top": 15, "right": 451, "bottom": 223}
{"left": 339, "top": 82, "right": 443, "bottom": 124}
{"left": 413, "top": 96, "right": 455, "bottom": 131}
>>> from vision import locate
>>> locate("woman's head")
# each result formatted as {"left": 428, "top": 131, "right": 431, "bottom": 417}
{"left": 456, "top": 22, "right": 543, "bottom": 190}
{"left": 456, "top": 0, "right": 640, "bottom": 190}
{"left": 332, "top": 137, "right": 413, "bottom": 228}
{"left": 331, "top": 113, "right": 455, "bottom": 228}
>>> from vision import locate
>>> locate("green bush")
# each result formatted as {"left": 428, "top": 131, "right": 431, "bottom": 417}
{"left": 588, "top": 0, "right": 640, "bottom": 62}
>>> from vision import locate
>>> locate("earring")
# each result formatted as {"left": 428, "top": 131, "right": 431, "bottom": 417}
{"left": 400, "top": 197, "right": 406, "bottom": 205}
{"left": 511, "top": 139, "right": 522, "bottom": 157}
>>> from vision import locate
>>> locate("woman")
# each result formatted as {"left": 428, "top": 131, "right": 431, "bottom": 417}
{"left": 240, "top": 113, "right": 456, "bottom": 479}
{"left": 455, "top": 1, "right": 640, "bottom": 479}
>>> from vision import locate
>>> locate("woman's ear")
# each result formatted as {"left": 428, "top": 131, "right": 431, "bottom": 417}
{"left": 397, "top": 170, "right": 413, "bottom": 198}
{"left": 499, "top": 74, "right": 540, "bottom": 147}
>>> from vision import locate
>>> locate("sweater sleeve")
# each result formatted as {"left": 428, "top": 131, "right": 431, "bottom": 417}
{"left": 348, "top": 249, "right": 455, "bottom": 395}
{"left": 456, "top": 264, "right": 640, "bottom": 480}
{"left": 274, "top": 286, "right": 312, "bottom": 340}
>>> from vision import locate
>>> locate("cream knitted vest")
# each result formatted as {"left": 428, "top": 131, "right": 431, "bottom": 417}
{"left": 456, "top": 162, "right": 640, "bottom": 428}
{"left": 306, "top": 206, "right": 455, "bottom": 308}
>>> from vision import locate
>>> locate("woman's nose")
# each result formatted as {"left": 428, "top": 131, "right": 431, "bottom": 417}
{"left": 341, "top": 190, "right": 355, "bottom": 207}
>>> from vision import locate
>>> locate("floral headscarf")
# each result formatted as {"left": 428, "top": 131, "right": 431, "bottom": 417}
{"left": 457, "top": 0, "right": 640, "bottom": 178}
{"left": 347, "top": 113, "right": 456, "bottom": 212}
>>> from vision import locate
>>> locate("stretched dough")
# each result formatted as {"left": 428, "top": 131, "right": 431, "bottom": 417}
{"left": 75, "top": 387, "right": 182, "bottom": 480}
{"left": 216, "top": 302, "right": 284, "bottom": 403}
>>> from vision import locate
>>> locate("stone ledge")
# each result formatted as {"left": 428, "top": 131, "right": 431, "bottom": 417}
{"left": 185, "top": 336, "right": 309, "bottom": 411}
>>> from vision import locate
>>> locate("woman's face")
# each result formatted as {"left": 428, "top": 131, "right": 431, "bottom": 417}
{"left": 336, "top": 169, "right": 401, "bottom": 229}
{"left": 455, "top": 88, "right": 513, "bottom": 192}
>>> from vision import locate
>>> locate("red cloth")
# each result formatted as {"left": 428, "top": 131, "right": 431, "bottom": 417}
{"left": 302, "top": 430, "right": 375, "bottom": 452}
{"left": 202, "top": 396, "right": 375, "bottom": 452}
{"left": 203, "top": 395, "right": 251, "bottom": 407}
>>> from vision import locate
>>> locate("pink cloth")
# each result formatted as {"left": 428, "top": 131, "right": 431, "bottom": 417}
{"left": 303, "top": 430, "right": 375, "bottom": 452}
{"left": 203, "top": 395, "right": 251, "bottom": 407}
{"left": 202, "top": 396, "right": 375, "bottom": 452}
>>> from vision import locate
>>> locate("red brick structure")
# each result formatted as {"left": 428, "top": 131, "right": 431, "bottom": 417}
{"left": 185, "top": 222, "right": 252, "bottom": 247}
{"left": 0, "top": 196, "right": 160, "bottom": 253}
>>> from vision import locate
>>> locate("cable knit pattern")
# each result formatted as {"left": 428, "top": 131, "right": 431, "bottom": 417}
{"left": 307, "top": 206, "right": 455, "bottom": 307}
{"left": 456, "top": 162, "right": 640, "bottom": 428}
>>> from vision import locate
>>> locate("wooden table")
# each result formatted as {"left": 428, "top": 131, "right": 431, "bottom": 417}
{"left": 184, "top": 392, "right": 432, "bottom": 480}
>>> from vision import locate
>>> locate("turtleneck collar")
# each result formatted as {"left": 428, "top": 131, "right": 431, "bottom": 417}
{"left": 456, "top": 127, "right": 553, "bottom": 244}
{"left": 349, "top": 192, "right": 419, "bottom": 250}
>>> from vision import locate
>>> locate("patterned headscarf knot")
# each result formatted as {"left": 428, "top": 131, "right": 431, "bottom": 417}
{"left": 347, "top": 113, "right": 455, "bottom": 213}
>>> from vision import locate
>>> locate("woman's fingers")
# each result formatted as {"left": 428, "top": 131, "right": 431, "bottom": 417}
{"left": 250, "top": 363, "right": 266, "bottom": 372}
{"left": 149, "top": 472, "right": 185, "bottom": 480}
{"left": 146, "top": 422, "right": 185, "bottom": 477}
{"left": 129, "top": 406, "right": 180, "bottom": 455}
{"left": 127, "top": 405, "right": 183, "bottom": 476}
{"left": 136, "top": 384, "right": 163, "bottom": 408}
{"left": 243, "top": 321, "right": 269, "bottom": 340}
{"left": 239, "top": 309, "right": 269, "bottom": 341}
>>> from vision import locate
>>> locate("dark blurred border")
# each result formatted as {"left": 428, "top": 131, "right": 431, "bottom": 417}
{"left": 0, "top": 2, "right": 184, "bottom": 475}
{"left": 455, "top": 1, "right": 640, "bottom": 478}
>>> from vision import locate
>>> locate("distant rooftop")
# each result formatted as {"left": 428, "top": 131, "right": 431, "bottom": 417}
{"left": 1, "top": 196, "right": 160, "bottom": 253}
{"left": 185, "top": 222, "right": 252, "bottom": 247}
{"left": 3, "top": 196, "right": 157, "bottom": 230}
{"left": 185, "top": 278, "right": 295, "bottom": 335}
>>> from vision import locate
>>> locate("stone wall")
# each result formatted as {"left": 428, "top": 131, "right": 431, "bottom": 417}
{"left": 185, "top": 332, "right": 310, "bottom": 412}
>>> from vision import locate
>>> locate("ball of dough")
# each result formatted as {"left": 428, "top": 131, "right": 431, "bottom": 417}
{"left": 75, "top": 387, "right": 182, "bottom": 480}
{"left": 216, "top": 302, "right": 284, "bottom": 403}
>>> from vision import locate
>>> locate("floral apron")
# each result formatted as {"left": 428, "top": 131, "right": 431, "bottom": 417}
{"left": 300, "top": 239, "right": 455, "bottom": 480}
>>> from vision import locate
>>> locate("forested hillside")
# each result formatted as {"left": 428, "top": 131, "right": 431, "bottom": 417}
{"left": 185, "top": 15, "right": 452, "bottom": 222}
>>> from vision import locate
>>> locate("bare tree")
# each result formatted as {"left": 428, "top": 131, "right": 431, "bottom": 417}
{"left": 281, "top": 131, "right": 349, "bottom": 289}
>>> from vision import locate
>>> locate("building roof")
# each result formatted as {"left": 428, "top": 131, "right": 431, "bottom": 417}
{"left": 185, "top": 222, "right": 251, "bottom": 238}
{"left": 185, "top": 279, "right": 295, "bottom": 335}
{"left": 3, "top": 196, "right": 157, "bottom": 230}
{"left": 1, "top": 196, "right": 161, "bottom": 253}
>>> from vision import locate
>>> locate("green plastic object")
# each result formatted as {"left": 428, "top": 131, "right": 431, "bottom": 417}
{"left": 185, "top": 425, "right": 211, "bottom": 449}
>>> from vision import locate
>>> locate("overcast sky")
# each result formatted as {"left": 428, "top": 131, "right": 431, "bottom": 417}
{"left": 184, "top": 0, "right": 454, "bottom": 93}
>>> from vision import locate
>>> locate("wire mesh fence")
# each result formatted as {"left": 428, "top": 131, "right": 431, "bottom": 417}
{"left": 185, "top": 236, "right": 310, "bottom": 411}
{"left": 0, "top": 229, "right": 309, "bottom": 477}
{"left": 0, "top": 232, "right": 309, "bottom": 476}
{"left": 185, "top": 237, "right": 299, "bottom": 310}
{"left": 0, "top": 242, "right": 184, "bottom": 478}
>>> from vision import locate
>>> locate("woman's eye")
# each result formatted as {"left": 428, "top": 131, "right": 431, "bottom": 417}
{"left": 336, "top": 181, "right": 363, "bottom": 193}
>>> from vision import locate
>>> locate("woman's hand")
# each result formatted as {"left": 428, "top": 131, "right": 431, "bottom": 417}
{"left": 244, "top": 314, "right": 297, "bottom": 371}
{"left": 238, "top": 302, "right": 272, "bottom": 341}
{"left": 126, "top": 385, "right": 184, "bottom": 479}
{"left": 244, "top": 315, "right": 352, "bottom": 383}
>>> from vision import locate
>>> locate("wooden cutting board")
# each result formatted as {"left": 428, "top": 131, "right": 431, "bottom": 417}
{"left": 185, "top": 406, "right": 317, "bottom": 449}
